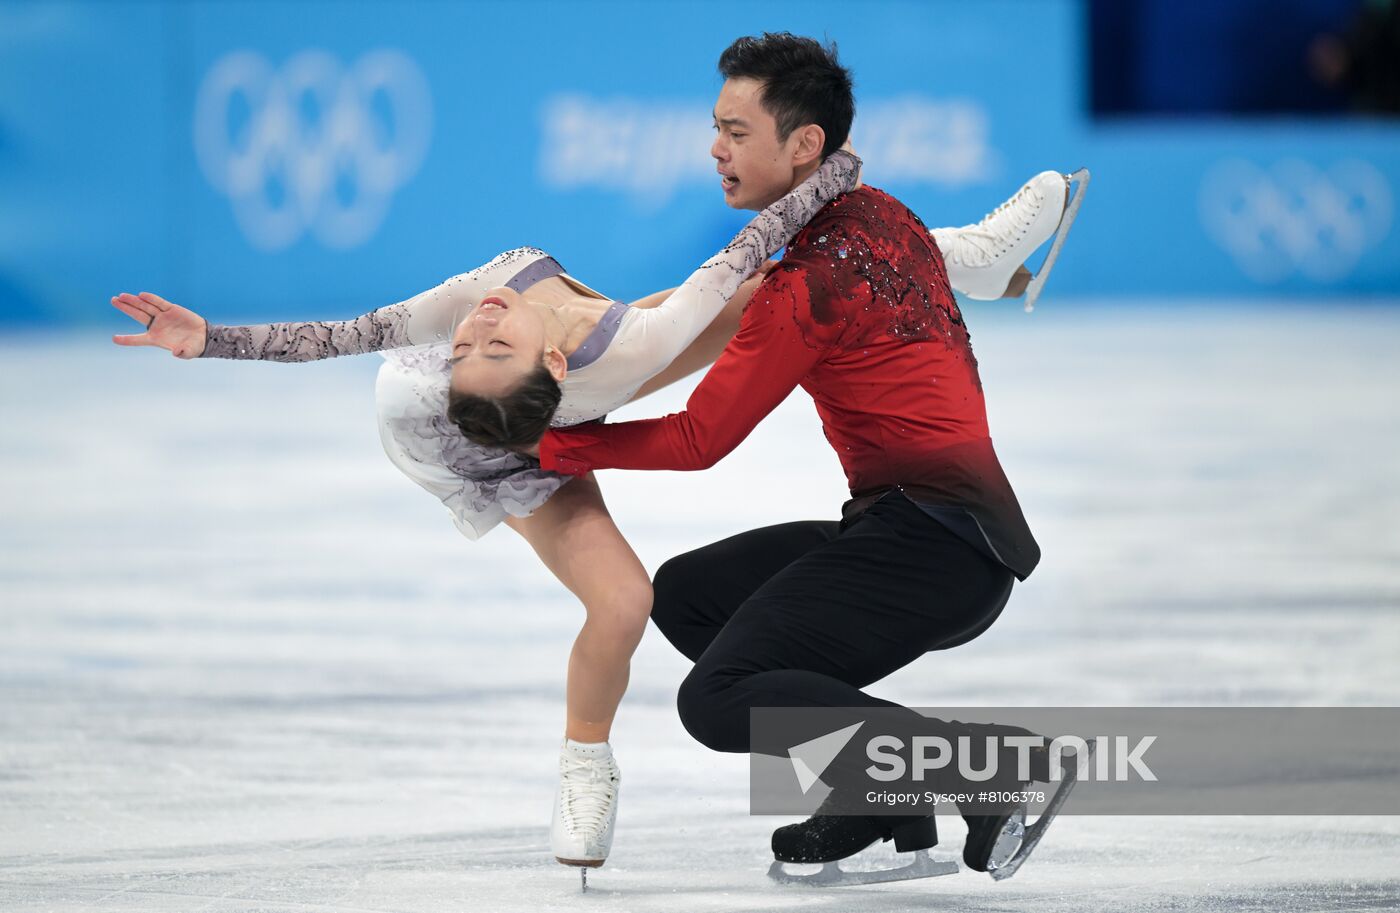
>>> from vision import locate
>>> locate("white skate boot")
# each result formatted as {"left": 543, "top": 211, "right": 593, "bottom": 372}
{"left": 550, "top": 739, "right": 620, "bottom": 880}
{"left": 932, "top": 169, "right": 1090, "bottom": 310}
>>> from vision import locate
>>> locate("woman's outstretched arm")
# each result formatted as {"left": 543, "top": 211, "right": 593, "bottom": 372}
{"left": 111, "top": 280, "right": 470, "bottom": 363}
{"left": 107, "top": 249, "right": 556, "bottom": 362}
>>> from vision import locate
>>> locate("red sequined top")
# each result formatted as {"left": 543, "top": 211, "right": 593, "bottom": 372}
{"left": 539, "top": 186, "right": 1040, "bottom": 580}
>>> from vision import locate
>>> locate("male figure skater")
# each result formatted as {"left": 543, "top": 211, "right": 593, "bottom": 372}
{"left": 537, "top": 33, "right": 1063, "bottom": 881}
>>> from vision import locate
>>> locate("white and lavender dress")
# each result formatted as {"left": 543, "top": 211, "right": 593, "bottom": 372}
{"left": 198, "top": 151, "right": 861, "bottom": 538}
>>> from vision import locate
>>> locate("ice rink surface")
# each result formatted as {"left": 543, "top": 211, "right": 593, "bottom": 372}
{"left": 2, "top": 303, "right": 1398, "bottom": 912}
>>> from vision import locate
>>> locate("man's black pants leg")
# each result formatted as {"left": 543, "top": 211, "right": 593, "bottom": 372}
{"left": 650, "top": 491, "right": 1016, "bottom": 754}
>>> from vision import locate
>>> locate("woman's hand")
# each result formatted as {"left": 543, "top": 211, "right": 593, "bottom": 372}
{"left": 839, "top": 138, "right": 863, "bottom": 189}
{"left": 111, "top": 291, "right": 208, "bottom": 358}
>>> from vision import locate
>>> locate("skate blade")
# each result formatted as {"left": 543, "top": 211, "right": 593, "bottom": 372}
{"left": 1023, "top": 168, "right": 1090, "bottom": 313}
{"left": 988, "top": 737, "right": 1097, "bottom": 881}
{"left": 768, "top": 849, "right": 959, "bottom": 887}
{"left": 985, "top": 806, "right": 1027, "bottom": 870}
{"left": 555, "top": 856, "right": 605, "bottom": 868}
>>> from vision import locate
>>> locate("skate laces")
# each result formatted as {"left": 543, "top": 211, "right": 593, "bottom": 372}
{"left": 560, "top": 754, "right": 618, "bottom": 836}
{"left": 945, "top": 184, "right": 1043, "bottom": 267}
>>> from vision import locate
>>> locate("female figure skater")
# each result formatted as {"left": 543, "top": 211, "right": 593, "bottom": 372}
{"left": 110, "top": 150, "right": 1064, "bottom": 874}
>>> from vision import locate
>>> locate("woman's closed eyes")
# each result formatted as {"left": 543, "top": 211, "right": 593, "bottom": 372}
{"left": 450, "top": 339, "right": 513, "bottom": 365}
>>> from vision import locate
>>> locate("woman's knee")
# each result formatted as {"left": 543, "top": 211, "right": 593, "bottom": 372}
{"left": 583, "top": 578, "right": 653, "bottom": 648}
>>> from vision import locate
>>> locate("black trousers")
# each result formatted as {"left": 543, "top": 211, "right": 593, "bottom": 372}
{"left": 652, "top": 490, "right": 1017, "bottom": 755}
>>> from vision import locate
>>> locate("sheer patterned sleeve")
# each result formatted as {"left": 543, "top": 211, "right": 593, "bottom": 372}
{"left": 616, "top": 150, "right": 860, "bottom": 376}
{"left": 197, "top": 257, "right": 509, "bottom": 362}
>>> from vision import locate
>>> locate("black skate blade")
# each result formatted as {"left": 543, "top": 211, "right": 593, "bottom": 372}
{"left": 988, "top": 737, "right": 1097, "bottom": 881}
{"left": 768, "top": 849, "right": 958, "bottom": 887}
{"left": 1023, "top": 168, "right": 1090, "bottom": 313}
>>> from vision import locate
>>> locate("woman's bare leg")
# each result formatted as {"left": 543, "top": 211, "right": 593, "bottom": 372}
{"left": 506, "top": 472, "right": 651, "bottom": 743}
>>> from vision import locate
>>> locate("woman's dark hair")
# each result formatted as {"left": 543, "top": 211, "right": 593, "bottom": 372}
{"left": 447, "top": 364, "right": 562, "bottom": 451}
{"left": 718, "top": 32, "right": 855, "bottom": 158}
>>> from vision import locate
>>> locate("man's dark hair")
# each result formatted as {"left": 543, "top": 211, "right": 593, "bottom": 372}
{"left": 447, "top": 364, "right": 562, "bottom": 452}
{"left": 718, "top": 32, "right": 855, "bottom": 158}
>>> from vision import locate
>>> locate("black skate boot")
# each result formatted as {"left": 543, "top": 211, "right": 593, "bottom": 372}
{"left": 768, "top": 797, "right": 955, "bottom": 886}
{"left": 771, "top": 809, "right": 937, "bottom": 864}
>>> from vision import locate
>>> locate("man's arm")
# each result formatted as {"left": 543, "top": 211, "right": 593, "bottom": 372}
{"left": 539, "top": 264, "right": 838, "bottom": 475}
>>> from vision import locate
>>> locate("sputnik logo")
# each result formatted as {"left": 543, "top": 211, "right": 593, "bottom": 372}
{"left": 787, "top": 722, "right": 864, "bottom": 794}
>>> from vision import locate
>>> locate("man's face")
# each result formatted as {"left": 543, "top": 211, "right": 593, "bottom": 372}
{"left": 711, "top": 77, "right": 802, "bottom": 211}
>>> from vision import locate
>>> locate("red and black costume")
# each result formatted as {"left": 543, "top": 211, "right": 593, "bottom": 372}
{"left": 541, "top": 185, "right": 1039, "bottom": 581}
{"left": 539, "top": 186, "right": 1041, "bottom": 848}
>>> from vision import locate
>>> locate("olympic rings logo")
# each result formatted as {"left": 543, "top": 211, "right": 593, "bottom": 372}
{"left": 1199, "top": 158, "right": 1392, "bottom": 283}
{"left": 194, "top": 49, "right": 433, "bottom": 251}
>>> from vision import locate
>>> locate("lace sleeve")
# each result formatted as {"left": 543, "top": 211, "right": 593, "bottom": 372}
{"left": 197, "top": 257, "right": 510, "bottom": 362}
{"left": 200, "top": 303, "right": 418, "bottom": 362}
{"left": 701, "top": 149, "right": 862, "bottom": 292}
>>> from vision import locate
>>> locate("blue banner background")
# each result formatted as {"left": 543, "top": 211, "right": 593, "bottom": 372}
{"left": 1, "top": 0, "right": 1396, "bottom": 328}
